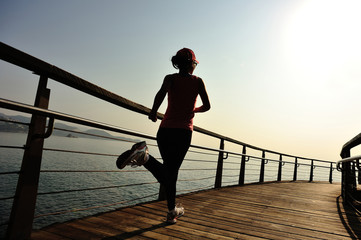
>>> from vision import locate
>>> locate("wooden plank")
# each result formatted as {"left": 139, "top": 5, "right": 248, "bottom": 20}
{"left": 123, "top": 206, "right": 235, "bottom": 240}
{"left": 37, "top": 223, "right": 102, "bottom": 240}
{"left": 31, "top": 230, "right": 71, "bottom": 240}
{"left": 65, "top": 219, "right": 120, "bottom": 238}
{"left": 177, "top": 194, "right": 349, "bottom": 239}
{"left": 32, "top": 182, "right": 361, "bottom": 239}
{"left": 138, "top": 203, "right": 309, "bottom": 240}
{"left": 175, "top": 182, "right": 353, "bottom": 239}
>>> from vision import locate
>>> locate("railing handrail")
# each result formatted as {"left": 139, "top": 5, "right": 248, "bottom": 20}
{"left": 336, "top": 155, "right": 361, "bottom": 170}
{"left": 0, "top": 41, "right": 332, "bottom": 164}
{"left": 340, "top": 132, "right": 361, "bottom": 158}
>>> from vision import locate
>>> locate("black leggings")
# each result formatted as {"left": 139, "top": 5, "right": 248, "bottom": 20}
{"left": 144, "top": 128, "right": 192, "bottom": 211}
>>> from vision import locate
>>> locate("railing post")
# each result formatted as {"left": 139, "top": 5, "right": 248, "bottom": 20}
{"left": 309, "top": 160, "right": 314, "bottom": 182}
{"left": 238, "top": 145, "right": 246, "bottom": 185}
{"left": 259, "top": 151, "right": 265, "bottom": 183}
{"left": 293, "top": 157, "right": 298, "bottom": 181}
{"left": 340, "top": 150, "right": 351, "bottom": 202}
{"left": 356, "top": 160, "right": 361, "bottom": 186}
{"left": 277, "top": 154, "right": 283, "bottom": 181}
{"left": 352, "top": 162, "right": 357, "bottom": 192}
{"left": 6, "top": 76, "right": 50, "bottom": 240}
{"left": 342, "top": 161, "right": 353, "bottom": 202}
{"left": 329, "top": 162, "right": 333, "bottom": 184}
{"left": 215, "top": 139, "right": 225, "bottom": 188}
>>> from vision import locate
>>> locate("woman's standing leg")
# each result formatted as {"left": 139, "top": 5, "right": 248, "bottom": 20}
{"left": 157, "top": 128, "right": 192, "bottom": 211}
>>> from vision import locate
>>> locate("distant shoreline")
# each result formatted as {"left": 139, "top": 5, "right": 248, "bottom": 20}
{"left": 0, "top": 113, "right": 137, "bottom": 142}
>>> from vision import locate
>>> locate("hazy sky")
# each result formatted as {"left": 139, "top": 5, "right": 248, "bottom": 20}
{"left": 1, "top": 0, "right": 361, "bottom": 161}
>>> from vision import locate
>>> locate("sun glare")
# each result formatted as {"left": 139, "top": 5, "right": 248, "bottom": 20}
{"left": 284, "top": 0, "right": 361, "bottom": 81}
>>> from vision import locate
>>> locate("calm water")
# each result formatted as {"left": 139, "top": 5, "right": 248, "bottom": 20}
{"left": 0, "top": 132, "right": 339, "bottom": 237}
{"left": 0, "top": 132, "right": 219, "bottom": 237}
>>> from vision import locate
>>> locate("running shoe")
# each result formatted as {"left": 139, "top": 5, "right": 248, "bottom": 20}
{"left": 116, "top": 141, "right": 149, "bottom": 169}
{"left": 166, "top": 203, "right": 184, "bottom": 224}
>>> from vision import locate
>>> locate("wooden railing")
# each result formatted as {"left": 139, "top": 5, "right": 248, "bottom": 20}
{"left": 0, "top": 42, "right": 337, "bottom": 239}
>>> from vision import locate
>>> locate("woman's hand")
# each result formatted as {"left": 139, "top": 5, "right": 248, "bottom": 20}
{"left": 148, "top": 110, "right": 158, "bottom": 122}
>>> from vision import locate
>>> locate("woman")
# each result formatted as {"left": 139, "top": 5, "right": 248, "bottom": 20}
{"left": 117, "top": 48, "right": 210, "bottom": 223}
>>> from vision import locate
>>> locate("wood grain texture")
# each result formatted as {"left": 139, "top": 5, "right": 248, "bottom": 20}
{"left": 31, "top": 181, "right": 361, "bottom": 239}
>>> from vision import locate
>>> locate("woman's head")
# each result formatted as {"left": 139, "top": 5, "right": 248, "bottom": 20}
{"left": 171, "top": 48, "right": 199, "bottom": 71}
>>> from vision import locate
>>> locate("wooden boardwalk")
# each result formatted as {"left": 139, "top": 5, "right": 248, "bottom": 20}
{"left": 31, "top": 181, "right": 361, "bottom": 239}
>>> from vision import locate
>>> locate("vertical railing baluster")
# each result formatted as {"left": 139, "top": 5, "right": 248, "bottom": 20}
{"left": 329, "top": 162, "right": 333, "bottom": 184}
{"left": 309, "top": 160, "right": 314, "bottom": 182}
{"left": 277, "top": 154, "right": 283, "bottom": 181}
{"left": 357, "top": 160, "right": 361, "bottom": 185}
{"left": 239, "top": 145, "right": 246, "bottom": 185}
{"left": 341, "top": 150, "right": 351, "bottom": 203}
{"left": 343, "top": 161, "right": 352, "bottom": 202}
{"left": 352, "top": 162, "right": 357, "bottom": 192}
{"left": 293, "top": 157, "right": 298, "bottom": 181}
{"left": 7, "top": 76, "right": 50, "bottom": 240}
{"left": 215, "top": 139, "right": 225, "bottom": 188}
{"left": 259, "top": 151, "right": 265, "bottom": 183}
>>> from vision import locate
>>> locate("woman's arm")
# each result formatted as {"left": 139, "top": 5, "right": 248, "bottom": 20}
{"left": 194, "top": 78, "right": 211, "bottom": 113}
{"left": 148, "top": 76, "right": 171, "bottom": 122}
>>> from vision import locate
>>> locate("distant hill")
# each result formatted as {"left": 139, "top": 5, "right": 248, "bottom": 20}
{"left": 0, "top": 113, "right": 136, "bottom": 141}
{"left": 0, "top": 113, "right": 29, "bottom": 133}
{"left": 84, "top": 129, "right": 114, "bottom": 138}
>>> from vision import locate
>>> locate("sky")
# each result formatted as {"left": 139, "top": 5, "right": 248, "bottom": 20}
{"left": 1, "top": 0, "right": 361, "bottom": 161}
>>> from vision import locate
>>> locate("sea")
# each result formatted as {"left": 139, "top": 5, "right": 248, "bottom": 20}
{"left": 0, "top": 132, "right": 339, "bottom": 237}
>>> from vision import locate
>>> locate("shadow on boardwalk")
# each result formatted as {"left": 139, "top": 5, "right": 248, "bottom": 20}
{"left": 102, "top": 222, "right": 169, "bottom": 239}
{"left": 337, "top": 195, "right": 361, "bottom": 240}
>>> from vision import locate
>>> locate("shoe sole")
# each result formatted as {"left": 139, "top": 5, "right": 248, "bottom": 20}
{"left": 119, "top": 142, "right": 147, "bottom": 169}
